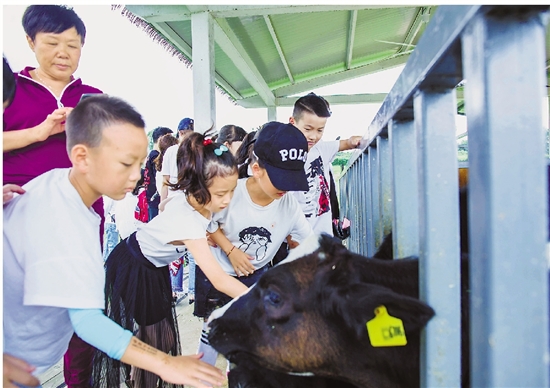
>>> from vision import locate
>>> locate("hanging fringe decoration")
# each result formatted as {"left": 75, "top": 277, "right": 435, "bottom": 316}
{"left": 110, "top": 5, "right": 238, "bottom": 103}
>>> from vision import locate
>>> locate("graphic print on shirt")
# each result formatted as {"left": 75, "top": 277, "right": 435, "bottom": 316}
{"left": 303, "top": 156, "right": 331, "bottom": 218}
{"left": 237, "top": 226, "right": 272, "bottom": 262}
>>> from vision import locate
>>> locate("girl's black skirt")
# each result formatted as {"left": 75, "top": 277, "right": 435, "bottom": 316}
{"left": 92, "top": 232, "right": 183, "bottom": 388}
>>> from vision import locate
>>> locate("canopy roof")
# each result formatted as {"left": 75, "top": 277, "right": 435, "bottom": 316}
{"left": 120, "top": 5, "right": 435, "bottom": 108}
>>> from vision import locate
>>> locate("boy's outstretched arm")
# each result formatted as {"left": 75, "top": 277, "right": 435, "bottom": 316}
{"left": 339, "top": 135, "right": 363, "bottom": 151}
{"left": 68, "top": 308, "right": 225, "bottom": 387}
{"left": 184, "top": 238, "right": 249, "bottom": 298}
{"left": 121, "top": 337, "right": 225, "bottom": 388}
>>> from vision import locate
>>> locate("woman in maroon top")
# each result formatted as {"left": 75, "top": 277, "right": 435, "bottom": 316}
{"left": 2, "top": 6, "right": 104, "bottom": 388}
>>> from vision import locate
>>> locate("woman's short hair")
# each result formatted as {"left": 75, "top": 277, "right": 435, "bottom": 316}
{"left": 23, "top": 5, "right": 86, "bottom": 44}
{"left": 66, "top": 95, "right": 145, "bottom": 152}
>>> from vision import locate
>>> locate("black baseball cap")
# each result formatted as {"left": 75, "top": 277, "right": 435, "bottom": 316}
{"left": 152, "top": 126, "right": 173, "bottom": 143}
{"left": 254, "top": 122, "right": 309, "bottom": 192}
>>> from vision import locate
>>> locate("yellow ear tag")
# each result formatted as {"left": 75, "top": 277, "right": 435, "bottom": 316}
{"left": 366, "top": 305, "right": 407, "bottom": 347}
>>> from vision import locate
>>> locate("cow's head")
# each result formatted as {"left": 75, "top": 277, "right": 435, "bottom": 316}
{"left": 208, "top": 234, "right": 435, "bottom": 386}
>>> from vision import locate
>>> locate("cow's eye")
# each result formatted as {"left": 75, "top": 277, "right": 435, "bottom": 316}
{"left": 264, "top": 290, "right": 282, "bottom": 307}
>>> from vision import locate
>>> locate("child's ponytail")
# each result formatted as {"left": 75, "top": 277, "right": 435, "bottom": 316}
{"left": 169, "top": 130, "right": 237, "bottom": 205}
{"left": 235, "top": 130, "right": 258, "bottom": 178}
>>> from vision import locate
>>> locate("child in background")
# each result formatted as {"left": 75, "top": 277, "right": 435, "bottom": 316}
{"left": 114, "top": 173, "right": 147, "bottom": 240}
{"left": 96, "top": 130, "right": 248, "bottom": 387}
{"left": 154, "top": 133, "right": 178, "bottom": 197}
{"left": 195, "top": 122, "right": 314, "bottom": 366}
{"left": 3, "top": 95, "right": 225, "bottom": 388}
{"left": 154, "top": 133, "right": 193, "bottom": 303}
{"left": 289, "top": 92, "right": 362, "bottom": 236}
{"left": 216, "top": 124, "right": 247, "bottom": 155}
{"left": 145, "top": 127, "right": 174, "bottom": 221}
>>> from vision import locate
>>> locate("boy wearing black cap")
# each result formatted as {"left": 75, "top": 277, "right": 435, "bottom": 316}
{"left": 193, "top": 121, "right": 314, "bottom": 366}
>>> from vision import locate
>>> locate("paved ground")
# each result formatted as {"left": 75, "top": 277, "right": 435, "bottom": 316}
{"left": 39, "top": 271, "right": 229, "bottom": 388}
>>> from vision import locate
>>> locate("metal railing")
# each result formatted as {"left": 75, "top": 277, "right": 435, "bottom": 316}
{"left": 339, "top": 5, "right": 549, "bottom": 387}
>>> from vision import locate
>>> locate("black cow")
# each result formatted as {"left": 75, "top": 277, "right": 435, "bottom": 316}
{"left": 209, "top": 234, "right": 466, "bottom": 388}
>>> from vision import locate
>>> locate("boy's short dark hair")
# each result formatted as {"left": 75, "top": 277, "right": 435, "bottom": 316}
{"left": 23, "top": 5, "right": 86, "bottom": 44}
{"left": 292, "top": 92, "right": 332, "bottom": 121}
{"left": 66, "top": 95, "right": 145, "bottom": 152}
{"left": 3, "top": 56, "right": 16, "bottom": 106}
{"left": 151, "top": 126, "right": 173, "bottom": 143}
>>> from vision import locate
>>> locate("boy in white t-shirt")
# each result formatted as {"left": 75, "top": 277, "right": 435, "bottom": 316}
{"left": 3, "top": 95, "right": 225, "bottom": 388}
{"left": 289, "top": 92, "right": 363, "bottom": 236}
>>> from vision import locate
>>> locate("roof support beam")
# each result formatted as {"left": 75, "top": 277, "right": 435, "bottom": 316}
{"left": 191, "top": 12, "right": 216, "bottom": 133}
{"left": 397, "top": 6, "right": 430, "bottom": 55}
{"left": 214, "top": 17, "right": 276, "bottom": 106}
{"left": 264, "top": 15, "right": 294, "bottom": 84}
{"left": 238, "top": 89, "right": 465, "bottom": 108}
{"left": 346, "top": 10, "right": 358, "bottom": 70}
{"left": 274, "top": 55, "right": 409, "bottom": 97}
{"left": 237, "top": 93, "right": 390, "bottom": 108}
{"left": 149, "top": 20, "right": 242, "bottom": 99}
{"left": 127, "top": 5, "right": 407, "bottom": 23}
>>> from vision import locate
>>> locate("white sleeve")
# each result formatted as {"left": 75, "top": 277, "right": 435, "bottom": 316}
{"left": 160, "top": 146, "right": 175, "bottom": 177}
{"left": 317, "top": 140, "right": 340, "bottom": 162}
{"left": 288, "top": 199, "right": 315, "bottom": 243}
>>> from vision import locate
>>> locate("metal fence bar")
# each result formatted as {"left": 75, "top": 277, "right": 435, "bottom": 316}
{"left": 389, "top": 119, "right": 420, "bottom": 258}
{"left": 462, "top": 7, "right": 549, "bottom": 386}
{"left": 369, "top": 146, "right": 380, "bottom": 256}
{"left": 377, "top": 136, "right": 392, "bottom": 247}
{"left": 415, "top": 89, "right": 461, "bottom": 388}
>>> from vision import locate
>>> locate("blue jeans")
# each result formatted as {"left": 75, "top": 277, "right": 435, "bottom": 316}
{"left": 187, "top": 252, "right": 196, "bottom": 295}
{"left": 148, "top": 206, "right": 158, "bottom": 221}
{"left": 103, "top": 222, "right": 119, "bottom": 261}
{"left": 170, "top": 258, "right": 184, "bottom": 293}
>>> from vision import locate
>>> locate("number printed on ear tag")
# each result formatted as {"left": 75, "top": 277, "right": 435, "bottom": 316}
{"left": 366, "top": 305, "right": 407, "bottom": 347}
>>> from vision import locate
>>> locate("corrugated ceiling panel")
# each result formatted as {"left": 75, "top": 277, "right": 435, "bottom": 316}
{"left": 269, "top": 11, "right": 351, "bottom": 82}
{"left": 225, "top": 15, "right": 289, "bottom": 89}
{"left": 352, "top": 8, "right": 419, "bottom": 68}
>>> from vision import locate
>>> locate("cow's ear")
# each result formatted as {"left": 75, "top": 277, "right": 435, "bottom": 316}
{"left": 318, "top": 233, "right": 348, "bottom": 260}
{"left": 326, "top": 283, "right": 435, "bottom": 339}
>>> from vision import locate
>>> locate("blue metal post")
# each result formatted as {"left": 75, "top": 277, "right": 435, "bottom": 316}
{"left": 389, "top": 119, "right": 420, "bottom": 258}
{"left": 462, "top": 8, "right": 549, "bottom": 387}
{"left": 415, "top": 89, "right": 461, "bottom": 388}
{"left": 377, "top": 136, "right": 392, "bottom": 247}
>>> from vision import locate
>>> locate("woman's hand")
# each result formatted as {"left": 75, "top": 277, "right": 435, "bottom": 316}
{"left": 3, "top": 184, "right": 25, "bottom": 204}
{"left": 31, "top": 107, "right": 73, "bottom": 142}
{"left": 228, "top": 248, "right": 255, "bottom": 277}
{"left": 3, "top": 353, "right": 40, "bottom": 388}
